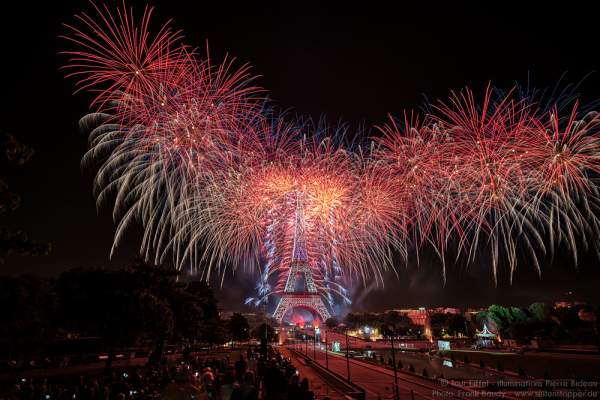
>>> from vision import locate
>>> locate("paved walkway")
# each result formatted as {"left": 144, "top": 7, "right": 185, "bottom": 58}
{"left": 280, "top": 346, "right": 347, "bottom": 400}
{"left": 288, "top": 345, "right": 465, "bottom": 400}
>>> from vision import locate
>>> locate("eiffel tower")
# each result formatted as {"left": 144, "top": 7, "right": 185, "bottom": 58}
{"left": 271, "top": 193, "right": 331, "bottom": 323}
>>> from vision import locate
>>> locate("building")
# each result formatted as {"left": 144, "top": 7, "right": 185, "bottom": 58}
{"left": 429, "top": 307, "right": 461, "bottom": 315}
{"left": 554, "top": 300, "right": 586, "bottom": 309}
{"left": 464, "top": 307, "right": 487, "bottom": 321}
{"left": 393, "top": 308, "right": 430, "bottom": 326}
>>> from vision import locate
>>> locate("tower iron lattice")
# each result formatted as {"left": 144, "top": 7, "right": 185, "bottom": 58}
{"left": 271, "top": 193, "right": 331, "bottom": 323}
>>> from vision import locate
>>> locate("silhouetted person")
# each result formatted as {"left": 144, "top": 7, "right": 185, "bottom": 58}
{"left": 239, "top": 371, "right": 257, "bottom": 400}
{"left": 219, "top": 372, "right": 239, "bottom": 400}
{"left": 235, "top": 355, "right": 247, "bottom": 381}
{"left": 287, "top": 375, "right": 302, "bottom": 400}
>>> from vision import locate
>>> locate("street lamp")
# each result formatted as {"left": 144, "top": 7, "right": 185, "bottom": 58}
{"left": 305, "top": 334, "right": 308, "bottom": 356}
{"left": 387, "top": 327, "right": 400, "bottom": 400}
{"left": 341, "top": 323, "right": 351, "bottom": 382}
{"left": 313, "top": 329, "right": 316, "bottom": 359}
{"left": 325, "top": 328, "right": 329, "bottom": 369}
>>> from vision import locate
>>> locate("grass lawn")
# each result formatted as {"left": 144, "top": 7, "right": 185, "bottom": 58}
{"left": 446, "top": 349, "right": 600, "bottom": 379}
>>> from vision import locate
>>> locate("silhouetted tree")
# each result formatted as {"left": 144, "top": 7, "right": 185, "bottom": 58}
{"left": 1, "top": 258, "right": 226, "bottom": 367}
{"left": 201, "top": 318, "right": 227, "bottom": 347}
{"left": 251, "top": 323, "right": 277, "bottom": 342}
{"left": 528, "top": 302, "right": 551, "bottom": 322}
{"left": 343, "top": 313, "right": 362, "bottom": 329}
{"left": 182, "top": 281, "right": 224, "bottom": 345}
{"left": 429, "top": 313, "right": 448, "bottom": 337}
{"left": 227, "top": 313, "right": 250, "bottom": 344}
{"left": 447, "top": 314, "right": 468, "bottom": 336}
{"left": 0, "top": 275, "right": 56, "bottom": 359}
{"left": 383, "top": 311, "right": 411, "bottom": 336}
{"left": 325, "top": 317, "right": 339, "bottom": 329}
{"left": 55, "top": 267, "right": 147, "bottom": 369}
{"left": 0, "top": 132, "right": 50, "bottom": 261}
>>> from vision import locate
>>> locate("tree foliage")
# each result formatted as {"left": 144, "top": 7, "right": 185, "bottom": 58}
{"left": 227, "top": 313, "right": 250, "bottom": 343}
{"left": 325, "top": 317, "right": 339, "bottom": 329}
{"left": 0, "top": 275, "right": 57, "bottom": 358}
{"left": 0, "top": 132, "right": 50, "bottom": 261}
{"left": 251, "top": 323, "right": 277, "bottom": 343}
{"left": 1, "top": 260, "right": 225, "bottom": 365}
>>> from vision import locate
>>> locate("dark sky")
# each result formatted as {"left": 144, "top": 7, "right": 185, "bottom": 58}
{"left": 2, "top": 1, "right": 600, "bottom": 311}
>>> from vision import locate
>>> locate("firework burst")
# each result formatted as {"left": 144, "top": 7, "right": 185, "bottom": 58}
{"left": 376, "top": 85, "right": 600, "bottom": 283}
{"left": 62, "top": 3, "right": 600, "bottom": 303}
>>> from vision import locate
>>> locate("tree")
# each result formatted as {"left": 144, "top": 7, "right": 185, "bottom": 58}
{"left": 506, "top": 320, "right": 542, "bottom": 340}
{"left": 177, "top": 280, "right": 225, "bottom": 345}
{"left": 0, "top": 275, "right": 56, "bottom": 359}
{"left": 487, "top": 305, "right": 512, "bottom": 332}
{"left": 343, "top": 313, "right": 363, "bottom": 329}
{"left": 251, "top": 323, "right": 277, "bottom": 343}
{"left": 428, "top": 313, "right": 467, "bottom": 337}
{"left": 55, "top": 267, "right": 147, "bottom": 369}
{"left": 325, "top": 317, "right": 339, "bottom": 329}
{"left": 510, "top": 307, "right": 528, "bottom": 323}
{"left": 227, "top": 313, "right": 250, "bottom": 344}
{"left": 140, "top": 289, "right": 174, "bottom": 365}
{"left": 200, "top": 318, "right": 227, "bottom": 347}
{"left": 0, "top": 259, "right": 226, "bottom": 368}
{"left": 131, "top": 261, "right": 181, "bottom": 364}
{"left": 429, "top": 313, "right": 448, "bottom": 337}
{"left": 447, "top": 314, "right": 468, "bottom": 336}
{"left": 0, "top": 132, "right": 50, "bottom": 261}
{"left": 362, "top": 312, "right": 380, "bottom": 327}
{"left": 383, "top": 311, "right": 411, "bottom": 335}
{"left": 529, "top": 302, "right": 551, "bottom": 322}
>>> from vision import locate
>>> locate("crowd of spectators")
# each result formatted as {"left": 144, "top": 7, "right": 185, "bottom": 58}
{"left": 187, "top": 346, "right": 316, "bottom": 400}
{"left": 1, "top": 346, "right": 319, "bottom": 400}
{"left": 2, "top": 362, "right": 180, "bottom": 399}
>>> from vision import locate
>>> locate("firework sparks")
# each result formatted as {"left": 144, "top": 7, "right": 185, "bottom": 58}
{"left": 62, "top": 3, "right": 600, "bottom": 305}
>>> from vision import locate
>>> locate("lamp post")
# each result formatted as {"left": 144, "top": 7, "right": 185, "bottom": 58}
{"left": 305, "top": 335, "right": 308, "bottom": 356}
{"left": 325, "top": 328, "right": 329, "bottom": 369}
{"left": 345, "top": 328, "right": 351, "bottom": 382}
{"left": 313, "top": 329, "right": 316, "bottom": 360}
{"left": 389, "top": 329, "right": 399, "bottom": 400}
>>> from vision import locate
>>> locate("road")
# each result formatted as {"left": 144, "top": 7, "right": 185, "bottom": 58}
{"left": 288, "top": 344, "right": 465, "bottom": 400}
{"left": 280, "top": 347, "right": 347, "bottom": 400}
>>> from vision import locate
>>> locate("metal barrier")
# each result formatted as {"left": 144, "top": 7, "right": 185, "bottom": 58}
{"left": 291, "top": 348, "right": 366, "bottom": 400}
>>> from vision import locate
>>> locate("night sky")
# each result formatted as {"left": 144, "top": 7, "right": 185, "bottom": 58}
{"left": 2, "top": 1, "right": 600, "bottom": 311}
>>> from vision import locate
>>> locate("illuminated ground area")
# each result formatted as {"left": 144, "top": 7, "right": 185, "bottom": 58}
{"left": 282, "top": 307, "right": 321, "bottom": 327}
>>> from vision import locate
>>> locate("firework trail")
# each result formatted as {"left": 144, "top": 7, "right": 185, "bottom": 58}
{"left": 375, "top": 85, "right": 600, "bottom": 283}
{"left": 61, "top": 3, "right": 600, "bottom": 311}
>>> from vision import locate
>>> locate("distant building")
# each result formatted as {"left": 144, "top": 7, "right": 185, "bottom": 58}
{"left": 429, "top": 307, "right": 461, "bottom": 315}
{"left": 554, "top": 300, "right": 586, "bottom": 309}
{"left": 464, "top": 307, "right": 487, "bottom": 321}
{"left": 393, "top": 308, "right": 430, "bottom": 327}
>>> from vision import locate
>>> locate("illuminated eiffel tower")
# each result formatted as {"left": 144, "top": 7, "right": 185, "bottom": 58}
{"left": 271, "top": 194, "right": 331, "bottom": 323}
